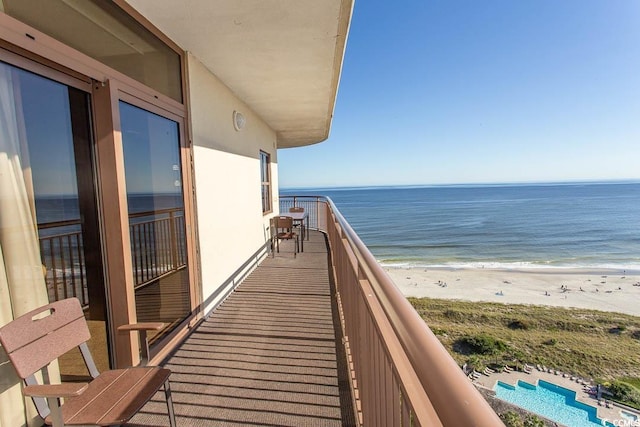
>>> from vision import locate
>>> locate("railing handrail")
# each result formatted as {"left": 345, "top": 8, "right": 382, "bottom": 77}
{"left": 128, "top": 206, "right": 184, "bottom": 219}
{"left": 281, "top": 194, "right": 502, "bottom": 425}
{"left": 37, "top": 207, "right": 185, "bottom": 230}
{"left": 38, "top": 218, "right": 81, "bottom": 230}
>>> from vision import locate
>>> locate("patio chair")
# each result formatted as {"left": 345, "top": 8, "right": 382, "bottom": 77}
{"left": 0, "top": 298, "right": 176, "bottom": 427}
{"left": 289, "top": 206, "right": 305, "bottom": 237}
{"left": 271, "top": 216, "right": 299, "bottom": 257}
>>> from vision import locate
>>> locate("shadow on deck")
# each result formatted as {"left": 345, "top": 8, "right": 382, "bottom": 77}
{"left": 128, "top": 230, "right": 356, "bottom": 426}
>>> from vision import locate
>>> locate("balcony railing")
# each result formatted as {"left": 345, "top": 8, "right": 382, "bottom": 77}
{"left": 38, "top": 207, "right": 186, "bottom": 305}
{"left": 129, "top": 208, "right": 187, "bottom": 289}
{"left": 280, "top": 195, "right": 502, "bottom": 426}
{"left": 39, "top": 219, "right": 88, "bottom": 306}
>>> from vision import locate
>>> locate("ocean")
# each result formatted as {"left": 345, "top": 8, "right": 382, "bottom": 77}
{"left": 281, "top": 182, "right": 640, "bottom": 272}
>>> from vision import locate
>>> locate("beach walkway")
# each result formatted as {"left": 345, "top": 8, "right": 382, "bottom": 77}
{"left": 128, "top": 230, "right": 356, "bottom": 426}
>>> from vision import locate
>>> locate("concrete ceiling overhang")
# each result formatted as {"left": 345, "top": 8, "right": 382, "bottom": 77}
{"left": 124, "top": 0, "right": 354, "bottom": 148}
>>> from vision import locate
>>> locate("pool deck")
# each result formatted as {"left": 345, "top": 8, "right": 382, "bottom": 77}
{"left": 473, "top": 367, "right": 640, "bottom": 424}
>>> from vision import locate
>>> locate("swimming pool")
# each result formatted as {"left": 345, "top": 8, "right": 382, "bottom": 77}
{"left": 494, "top": 379, "right": 613, "bottom": 427}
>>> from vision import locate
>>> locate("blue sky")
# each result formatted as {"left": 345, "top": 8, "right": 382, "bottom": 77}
{"left": 278, "top": 0, "right": 640, "bottom": 189}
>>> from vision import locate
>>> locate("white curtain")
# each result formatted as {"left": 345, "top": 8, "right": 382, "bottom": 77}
{"left": 0, "top": 62, "right": 53, "bottom": 427}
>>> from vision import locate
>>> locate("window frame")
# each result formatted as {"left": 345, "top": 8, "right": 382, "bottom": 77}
{"left": 260, "top": 150, "right": 272, "bottom": 214}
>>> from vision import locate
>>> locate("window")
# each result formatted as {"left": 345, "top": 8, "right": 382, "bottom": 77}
{"left": 2, "top": 0, "right": 182, "bottom": 102}
{"left": 260, "top": 151, "right": 271, "bottom": 214}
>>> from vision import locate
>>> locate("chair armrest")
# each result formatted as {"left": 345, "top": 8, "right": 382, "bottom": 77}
{"left": 23, "top": 383, "right": 88, "bottom": 398}
{"left": 117, "top": 323, "right": 165, "bottom": 366}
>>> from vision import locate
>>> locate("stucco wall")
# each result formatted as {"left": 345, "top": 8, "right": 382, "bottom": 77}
{"left": 187, "top": 53, "right": 279, "bottom": 313}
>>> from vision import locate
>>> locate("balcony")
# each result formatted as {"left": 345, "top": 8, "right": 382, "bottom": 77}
{"left": 125, "top": 196, "right": 501, "bottom": 426}
{"left": 39, "top": 197, "right": 502, "bottom": 426}
{"left": 127, "top": 228, "right": 354, "bottom": 426}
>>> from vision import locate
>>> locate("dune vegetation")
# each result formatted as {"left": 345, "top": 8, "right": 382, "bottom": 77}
{"left": 408, "top": 297, "right": 640, "bottom": 408}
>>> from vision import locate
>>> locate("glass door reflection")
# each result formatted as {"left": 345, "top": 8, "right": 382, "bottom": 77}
{"left": 1, "top": 60, "right": 109, "bottom": 376}
{"left": 120, "top": 101, "right": 190, "bottom": 342}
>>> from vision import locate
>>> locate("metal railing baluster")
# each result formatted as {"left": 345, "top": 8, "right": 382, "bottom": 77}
{"left": 39, "top": 208, "right": 188, "bottom": 303}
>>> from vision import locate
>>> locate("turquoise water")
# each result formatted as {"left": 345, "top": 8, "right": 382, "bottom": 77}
{"left": 282, "top": 182, "right": 640, "bottom": 271}
{"left": 494, "top": 380, "right": 612, "bottom": 427}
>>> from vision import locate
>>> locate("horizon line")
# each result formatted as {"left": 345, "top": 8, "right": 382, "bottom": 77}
{"left": 280, "top": 178, "right": 640, "bottom": 191}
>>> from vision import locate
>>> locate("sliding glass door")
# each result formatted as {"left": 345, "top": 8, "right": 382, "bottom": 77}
{"left": 119, "top": 101, "right": 191, "bottom": 340}
{"left": 0, "top": 60, "right": 109, "bottom": 376}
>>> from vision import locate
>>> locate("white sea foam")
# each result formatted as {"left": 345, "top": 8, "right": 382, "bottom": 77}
{"left": 377, "top": 259, "right": 640, "bottom": 273}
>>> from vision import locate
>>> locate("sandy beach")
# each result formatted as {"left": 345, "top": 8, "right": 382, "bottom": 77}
{"left": 386, "top": 267, "right": 640, "bottom": 317}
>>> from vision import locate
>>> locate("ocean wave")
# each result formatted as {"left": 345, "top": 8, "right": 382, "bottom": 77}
{"left": 320, "top": 182, "right": 640, "bottom": 275}
{"left": 377, "top": 259, "right": 640, "bottom": 272}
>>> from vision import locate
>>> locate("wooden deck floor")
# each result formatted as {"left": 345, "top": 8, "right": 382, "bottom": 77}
{"left": 128, "top": 231, "right": 356, "bottom": 426}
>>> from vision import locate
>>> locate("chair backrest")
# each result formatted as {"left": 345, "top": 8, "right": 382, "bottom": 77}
{"left": 275, "top": 216, "right": 294, "bottom": 231}
{"left": 0, "top": 298, "right": 91, "bottom": 380}
{"left": 289, "top": 207, "right": 304, "bottom": 213}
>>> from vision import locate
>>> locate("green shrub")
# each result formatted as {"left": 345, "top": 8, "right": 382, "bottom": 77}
{"left": 508, "top": 319, "right": 531, "bottom": 330}
{"left": 456, "top": 334, "right": 507, "bottom": 355}
{"left": 523, "top": 414, "right": 545, "bottom": 427}
{"left": 620, "top": 377, "right": 640, "bottom": 389}
{"left": 443, "top": 309, "right": 466, "bottom": 321}
{"left": 465, "top": 355, "right": 483, "bottom": 371}
{"left": 609, "top": 325, "right": 627, "bottom": 334}
{"left": 608, "top": 381, "right": 640, "bottom": 407}
{"left": 430, "top": 327, "right": 447, "bottom": 336}
{"left": 500, "top": 410, "right": 523, "bottom": 427}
